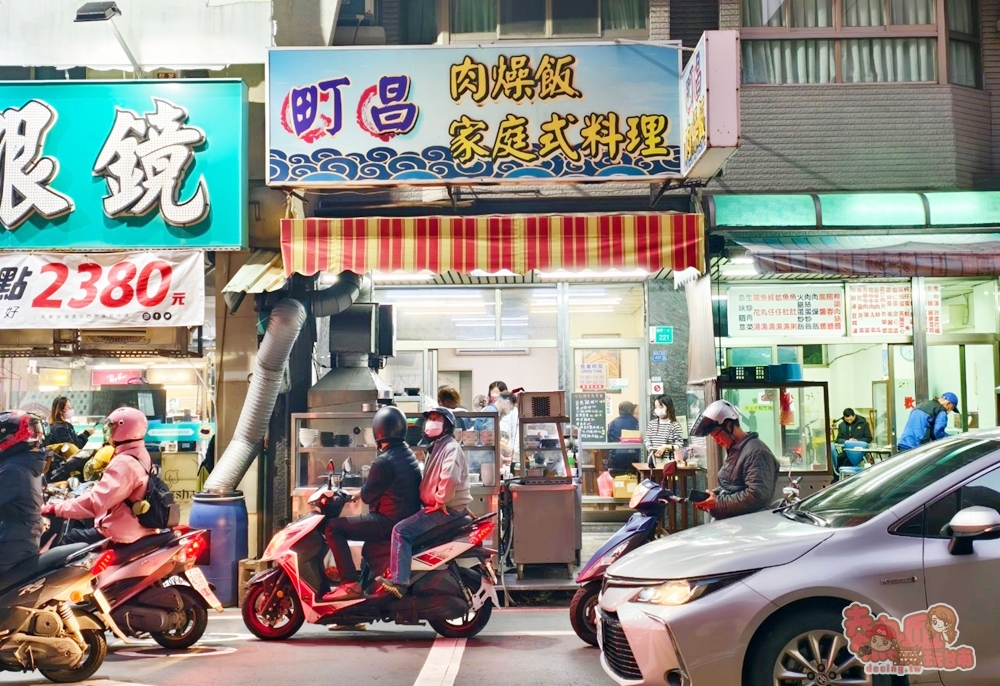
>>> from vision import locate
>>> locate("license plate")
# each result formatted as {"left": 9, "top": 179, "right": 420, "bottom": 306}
{"left": 93, "top": 589, "right": 112, "bottom": 615}
{"left": 186, "top": 568, "right": 223, "bottom": 611}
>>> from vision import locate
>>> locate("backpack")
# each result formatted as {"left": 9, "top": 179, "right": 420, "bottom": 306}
{"left": 126, "top": 455, "right": 180, "bottom": 529}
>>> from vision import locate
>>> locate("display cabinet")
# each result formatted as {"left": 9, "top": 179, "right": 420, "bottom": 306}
{"left": 518, "top": 415, "right": 572, "bottom": 484}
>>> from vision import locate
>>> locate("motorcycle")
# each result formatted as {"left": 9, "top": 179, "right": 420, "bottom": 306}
{"left": 242, "top": 460, "right": 499, "bottom": 641}
{"left": 40, "top": 486, "right": 222, "bottom": 649}
{"left": 0, "top": 541, "right": 123, "bottom": 683}
{"left": 571, "top": 476, "right": 680, "bottom": 646}
{"left": 40, "top": 478, "right": 95, "bottom": 552}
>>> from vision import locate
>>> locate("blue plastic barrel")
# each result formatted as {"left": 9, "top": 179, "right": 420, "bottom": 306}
{"left": 189, "top": 493, "right": 248, "bottom": 607}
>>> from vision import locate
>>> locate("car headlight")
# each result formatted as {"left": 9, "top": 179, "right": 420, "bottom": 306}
{"left": 633, "top": 571, "right": 757, "bottom": 607}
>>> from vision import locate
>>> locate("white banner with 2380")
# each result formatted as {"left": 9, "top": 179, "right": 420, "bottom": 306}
{"left": 0, "top": 251, "right": 204, "bottom": 329}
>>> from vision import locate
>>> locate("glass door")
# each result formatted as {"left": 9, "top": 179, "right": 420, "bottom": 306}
{"left": 888, "top": 345, "right": 916, "bottom": 447}
{"left": 872, "top": 380, "right": 889, "bottom": 446}
{"left": 928, "top": 343, "right": 998, "bottom": 434}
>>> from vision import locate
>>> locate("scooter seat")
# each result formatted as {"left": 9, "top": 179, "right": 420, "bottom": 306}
{"left": 112, "top": 531, "right": 180, "bottom": 564}
{"left": 412, "top": 514, "right": 475, "bottom": 553}
{"left": 0, "top": 543, "right": 90, "bottom": 594}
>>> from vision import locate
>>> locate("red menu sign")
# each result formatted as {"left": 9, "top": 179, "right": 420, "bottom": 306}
{"left": 849, "top": 284, "right": 943, "bottom": 336}
{"left": 91, "top": 369, "right": 143, "bottom": 386}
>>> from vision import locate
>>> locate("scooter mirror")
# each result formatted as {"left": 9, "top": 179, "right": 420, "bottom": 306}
{"left": 327, "top": 460, "right": 335, "bottom": 488}
{"left": 342, "top": 456, "right": 355, "bottom": 475}
{"left": 67, "top": 476, "right": 80, "bottom": 490}
{"left": 661, "top": 460, "right": 678, "bottom": 478}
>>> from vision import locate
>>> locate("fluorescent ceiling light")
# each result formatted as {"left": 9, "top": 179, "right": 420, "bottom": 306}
{"left": 372, "top": 270, "right": 435, "bottom": 282}
{"left": 730, "top": 257, "right": 755, "bottom": 265}
{"left": 721, "top": 268, "right": 759, "bottom": 277}
{"left": 470, "top": 269, "right": 518, "bottom": 277}
{"left": 537, "top": 268, "right": 649, "bottom": 280}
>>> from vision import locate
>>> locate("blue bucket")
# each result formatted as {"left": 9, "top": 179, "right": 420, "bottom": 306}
{"left": 189, "top": 493, "right": 248, "bottom": 607}
{"left": 843, "top": 440, "right": 868, "bottom": 467}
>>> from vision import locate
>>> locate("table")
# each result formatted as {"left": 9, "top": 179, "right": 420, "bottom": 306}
{"left": 860, "top": 448, "right": 892, "bottom": 465}
{"left": 632, "top": 463, "right": 702, "bottom": 532}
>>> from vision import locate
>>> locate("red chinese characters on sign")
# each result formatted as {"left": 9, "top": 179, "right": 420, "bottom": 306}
{"left": 729, "top": 286, "right": 844, "bottom": 336}
{"left": 925, "top": 284, "right": 942, "bottom": 335}
{"left": 842, "top": 602, "right": 976, "bottom": 676}
{"left": 91, "top": 369, "right": 143, "bottom": 386}
{"left": 849, "top": 284, "right": 914, "bottom": 336}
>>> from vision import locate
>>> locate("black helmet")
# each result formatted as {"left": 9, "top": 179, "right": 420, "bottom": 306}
{"left": 423, "top": 406, "right": 457, "bottom": 436}
{"left": 373, "top": 406, "right": 408, "bottom": 447}
{"left": 0, "top": 411, "right": 44, "bottom": 456}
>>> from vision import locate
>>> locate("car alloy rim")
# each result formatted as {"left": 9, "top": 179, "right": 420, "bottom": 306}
{"left": 773, "top": 629, "right": 869, "bottom": 686}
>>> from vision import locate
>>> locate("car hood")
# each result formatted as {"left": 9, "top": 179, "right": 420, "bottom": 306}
{"left": 606, "top": 510, "right": 834, "bottom": 581}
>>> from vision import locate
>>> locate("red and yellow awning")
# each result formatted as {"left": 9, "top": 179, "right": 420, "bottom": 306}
{"left": 280, "top": 213, "right": 704, "bottom": 277}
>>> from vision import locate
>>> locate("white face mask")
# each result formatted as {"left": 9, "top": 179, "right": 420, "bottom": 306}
{"left": 654, "top": 407, "right": 667, "bottom": 418}
{"left": 64, "top": 409, "right": 75, "bottom": 420}
{"left": 424, "top": 420, "right": 444, "bottom": 438}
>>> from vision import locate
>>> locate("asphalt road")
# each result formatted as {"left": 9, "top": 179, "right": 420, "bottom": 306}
{"left": 0, "top": 607, "right": 611, "bottom": 686}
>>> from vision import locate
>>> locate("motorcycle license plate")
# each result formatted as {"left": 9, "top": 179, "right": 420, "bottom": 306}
{"left": 186, "top": 568, "right": 224, "bottom": 612}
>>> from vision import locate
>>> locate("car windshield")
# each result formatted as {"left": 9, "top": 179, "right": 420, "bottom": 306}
{"left": 791, "top": 436, "right": 1000, "bottom": 528}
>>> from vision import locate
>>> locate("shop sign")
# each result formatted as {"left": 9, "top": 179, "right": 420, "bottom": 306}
{"left": 578, "top": 362, "right": 609, "bottom": 391}
{"left": 0, "top": 250, "right": 204, "bottom": 329}
{"left": 146, "top": 367, "right": 200, "bottom": 386}
{"left": 38, "top": 368, "right": 72, "bottom": 387}
{"left": 0, "top": 80, "right": 247, "bottom": 250}
{"left": 268, "top": 40, "right": 736, "bottom": 186}
{"left": 91, "top": 369, "right": 144, "bottom": 386}
{"left": 680, "top": 31, "right": 740, "bottom": 179}
{"left": 649, "top": 326, "right": 674, "bottom": 344}
{"left": 728, "top": 285, "right": 845, "bottom": 336}
{"left": 848, "top": 284, "right": 943, "bottom": 336}
{"left": 145, "top": 422, "right": 216, "bottom": 443}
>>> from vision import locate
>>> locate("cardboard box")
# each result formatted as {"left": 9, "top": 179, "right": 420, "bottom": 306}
{"left": 613, "top": 474, "right": 638, "bottom": 500}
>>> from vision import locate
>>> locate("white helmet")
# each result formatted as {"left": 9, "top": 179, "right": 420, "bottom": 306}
{"left": 690, "top": 400, "right": 741, "bottom": 437}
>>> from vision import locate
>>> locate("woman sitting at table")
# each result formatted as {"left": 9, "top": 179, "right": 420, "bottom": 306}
{"left": 646, "top": 395, "right": 683, "bottom": 462}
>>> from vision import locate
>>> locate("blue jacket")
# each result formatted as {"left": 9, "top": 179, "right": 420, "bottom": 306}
{"left": 607, "top": 414, "right": 640, "bottom": 473}
{"left": 898, "top": 400, "right": 949, "bottom": 451}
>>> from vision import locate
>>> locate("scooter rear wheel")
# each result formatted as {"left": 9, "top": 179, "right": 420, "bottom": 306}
{"left": 39, "top": 629, "right": 106, "bottom": 683}
{"left": 242, "top": 578, "right": 305, "bottom": 641}
{"left": 570, "top": 581, "right": 601, "bottom": 647}
{"left": 152, "top": 586, "right": 210, "bottom": 650}
{"left": 428, "top": 567, "right": 493, "bottom": 639}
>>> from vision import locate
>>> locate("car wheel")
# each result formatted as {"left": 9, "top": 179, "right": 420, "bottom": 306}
{"left": 746, "top": 605, "right": 905, "bottom": 686}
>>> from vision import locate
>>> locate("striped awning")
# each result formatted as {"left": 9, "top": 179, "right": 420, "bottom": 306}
{"left": 280, "top": 214, "right": 704, "bottom": 278}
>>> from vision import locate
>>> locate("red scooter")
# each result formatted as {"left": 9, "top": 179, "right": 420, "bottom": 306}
{"left": 242, "top": 462, "right": 498, "bottom": 640}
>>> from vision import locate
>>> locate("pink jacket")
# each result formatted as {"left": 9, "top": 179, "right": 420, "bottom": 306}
{"left": 53, "top": 443, "right": 158, "bottom": 544}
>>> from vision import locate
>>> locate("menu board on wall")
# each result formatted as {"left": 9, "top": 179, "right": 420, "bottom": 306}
{"left": 728, "top": 285, "right": 845, "bottom": 336}
{"left": 848, "top": 283, "right": 942, "bottom": 336}
{"left": 571, "top": 393, "right": 609, "bottom": 443}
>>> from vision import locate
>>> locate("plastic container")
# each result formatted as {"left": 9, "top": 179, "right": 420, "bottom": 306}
{"left": 189, "top": 493, "right": 248, "bottom": 607}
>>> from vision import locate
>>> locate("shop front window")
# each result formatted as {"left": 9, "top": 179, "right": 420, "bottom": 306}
{"left": 501, "top": 288, "right": 558, "bottom": 340}
{"left": 378, "top": 288, "right": 497, "bottom": 341}
{"left": 449, "top": 0, "right": 648, "bottom": 40}
{"left": 567, "top": 284, "right": 644, "bottom": 339}
{"left": 927, "top": 278, "right": 997, "bottom": 335}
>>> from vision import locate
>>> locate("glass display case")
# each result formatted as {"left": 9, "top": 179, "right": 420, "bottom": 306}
{"left": 519, "top": 415, "right": 572, "bottom": 484}
{"left": 716, "top": 380, "right": 834, "bottom": 494}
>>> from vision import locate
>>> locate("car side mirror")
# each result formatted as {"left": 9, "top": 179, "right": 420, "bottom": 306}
{"left": 946, "top": 506, "right": 1000, "bottom": 556}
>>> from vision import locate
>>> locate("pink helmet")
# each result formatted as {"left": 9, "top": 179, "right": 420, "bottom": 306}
{"left": 106, "top": 406, "right": 147, "bottom": 444}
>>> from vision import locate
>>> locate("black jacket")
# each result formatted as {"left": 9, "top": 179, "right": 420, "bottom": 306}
{"left": 837, "top": 416, "right": 873, "bottom": 444}
{"left": 45, "top": 421, "right": 89, "bottom": 449}
{"left": 361, "top": 441, "right": 422, "bottom": 524}
{"left": 713, "top": 432, "right": 779, "bottom": 520}
{"left": 0, "top": 447, "right": 46, "bottom": 573}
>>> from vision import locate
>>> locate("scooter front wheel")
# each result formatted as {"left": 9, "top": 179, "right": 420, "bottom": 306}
{"left": 570, "top": 581, "right": 601, "bottom": 647}
{"left": 242, "top": 577, "right": 304, "bottom": 641}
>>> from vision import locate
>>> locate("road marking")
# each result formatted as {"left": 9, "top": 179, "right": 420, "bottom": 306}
{"left": 114, "top": 645, "right": 238, "bottom": 659}
{"left": 413, "top": 637, "right": 466, "bottom": 686}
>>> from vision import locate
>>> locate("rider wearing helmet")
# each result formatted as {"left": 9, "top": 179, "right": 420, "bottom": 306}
{"left": 377, "top": 406, "right": 471, "bottom": 599}
{"left": 0, "top": 411, "right": 47, "bottom": 573}
{"left": 322, "top": 406, "right": 422, "bottom": 602}
{"left": 690, "top": 400, "right": 780, "bottom": 520}
{"left": 42, "top": 406, "right": 156, "bottom": 545}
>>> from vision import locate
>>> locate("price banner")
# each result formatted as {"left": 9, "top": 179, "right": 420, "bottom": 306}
{"left": 0, "top": 251, "right": 204, "bottom": 329}
{"left": 728, "top": 285, "right": 844, "bottom": 336}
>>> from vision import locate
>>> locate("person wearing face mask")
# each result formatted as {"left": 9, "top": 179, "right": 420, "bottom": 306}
{"left": 689, "top": 400, "right": 779, "bottom": 520}
{"left": 474, "top": 381, "right": 508, "bottom": 432}
{"left": 45, "top": 396, "right": 95, "bottom": 449}
{"left": 645, "top": 395, "right": 682, "bottom": 461}
{"left": 494, "top": 391, "right": 520, "bottom": 464}
{"left": 376, "top": 407, "right": 471, "bottom": 599}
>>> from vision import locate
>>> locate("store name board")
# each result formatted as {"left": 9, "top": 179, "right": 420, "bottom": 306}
{"left": 267, "top": 42, "right": 730, "bottom": 186}
{"left": 848, "top": 284, "right": 943, "bottom": 336}
{"left": 728, "top": 285, "right": 845, "bottom": 336}
{"left": 38, "top": 368, "right": 72, "bottom": 387}
{"left": 0, "top": 81, "right": 247, "bottom": 250}
{"left": 146, "top": 367, "right": 199, "bottom": 386}
{"left": 0, "top": 250, "right": 204, "bottom": 330}
{"left": 680, "top": 31, "right": 740, "bottom": 179}
{"left": 91, "top": 369, "right": 144, "bottom": 386}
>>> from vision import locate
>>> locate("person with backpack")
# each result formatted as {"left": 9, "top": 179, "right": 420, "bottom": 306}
{"left": 42, "top": 406, "right": 159, "bottom": 545}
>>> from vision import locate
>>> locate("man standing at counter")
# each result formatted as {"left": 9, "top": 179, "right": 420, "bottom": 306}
{"left": 898, "top": 393, "right": 958, "bottom": 452}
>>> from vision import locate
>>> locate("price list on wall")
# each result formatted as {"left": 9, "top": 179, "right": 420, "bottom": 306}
{"left": 728, "top": 286, "right": 845, "bottom": 336}
{"left": 571, "top": 393, "right": 609, "bottom": 443}
{"left": 847, "top": 284, "right": 943, "bottom": 335}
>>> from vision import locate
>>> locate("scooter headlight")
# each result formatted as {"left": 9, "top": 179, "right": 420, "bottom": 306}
{"left": 633, "top": 571, "right": 757, "bottom": 607}
{"left": 629, "top": 482, "right": 653, "bottom": 509}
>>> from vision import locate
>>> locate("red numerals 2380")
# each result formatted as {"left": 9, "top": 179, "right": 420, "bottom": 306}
{"left": 32, "top": 261, "right": 173, "bottom": 309}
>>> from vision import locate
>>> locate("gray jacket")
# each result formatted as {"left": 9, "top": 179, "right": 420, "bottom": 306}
{"left": 420, "top": 435, "right": 472, "bottom": 511}
{"left": 712, "top": 432, "right": 779, "bottom": 520}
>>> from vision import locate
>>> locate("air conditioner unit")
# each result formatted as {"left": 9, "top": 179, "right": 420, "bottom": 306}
{"left": 454, "top": 348, "right": 529, "bottom": 356}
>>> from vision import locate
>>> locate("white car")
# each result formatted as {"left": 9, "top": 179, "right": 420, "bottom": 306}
{"left": 598, "top": 431, "right": 1000, "bottom": 686}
